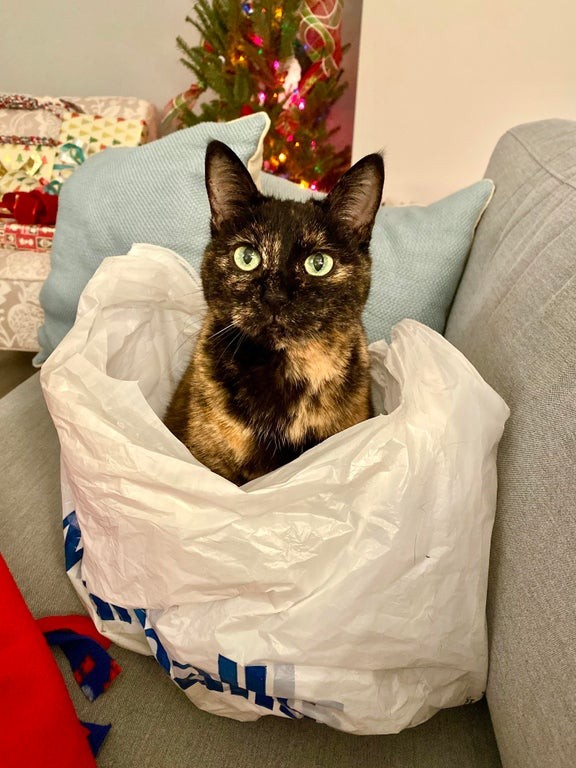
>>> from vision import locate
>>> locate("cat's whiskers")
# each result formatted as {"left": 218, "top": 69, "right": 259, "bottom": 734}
{"left": 162, "top": 314, "right": 206, "bottom": 377}
{"left": 230, "top": 330, "right": 246, "bottom": 363}
{"left": 175, "top": 287, "right": 204, "bottom": 298}
{"left": 161, "top": 337, "right": 196, "bottom": 383}
{"left": 208, "top": 322, "right": 237, "bottom": 341}
{"left": 215, "top": 328, "right": 244, "bottom": 366}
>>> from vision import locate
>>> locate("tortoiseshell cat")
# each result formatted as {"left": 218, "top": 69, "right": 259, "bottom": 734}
{"left": 164, "top": 140, "right": 384, "bottom": 485}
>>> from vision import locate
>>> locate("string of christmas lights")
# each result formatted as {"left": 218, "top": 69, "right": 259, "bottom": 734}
{"left": 167, "top": 0, "right": 350, "bottom": 191}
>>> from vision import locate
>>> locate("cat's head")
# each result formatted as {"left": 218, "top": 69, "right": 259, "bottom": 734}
{"left": 201, "top": 140, "right": 384, "bottom": 350}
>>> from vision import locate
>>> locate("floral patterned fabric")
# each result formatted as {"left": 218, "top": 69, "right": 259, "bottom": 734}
{"left": 0, "top": 247, "right": 49, "bottom": 351}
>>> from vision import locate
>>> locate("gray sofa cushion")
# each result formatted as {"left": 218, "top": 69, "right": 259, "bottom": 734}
{"left": 0, "top": 373, "right": 501, "bottom": 766}
{"left": 445, "top": 119, "right": 576, "bottom": 768}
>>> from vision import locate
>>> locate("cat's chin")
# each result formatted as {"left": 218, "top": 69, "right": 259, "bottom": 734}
{"left": 234, "top": 318, "right": 299, "bottom": 351}
{"left": 249, "top": 323, "right": 290, "bottom": 348}
{"left": 228, "top": 309, "right": 325, "bottom": 351}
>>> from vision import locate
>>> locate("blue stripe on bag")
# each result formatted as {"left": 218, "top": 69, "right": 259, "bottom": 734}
{"left": 113, "top": 605, "right": 132, "bottom": 623}
{"left": 63, "top": 511, "right": 83, "bottom": 570}
{"left": 87, "top": 594, "right": 133, "bottom": 625}
{"left": 141, "top": 622, "right": 171, "bottom": 673}
{"left": 278, "top": 698, "right": 299, "bottom": 719}
{"left": 89, "top": 593, "right": 115, "bottom": 621}
{"left": 171, "top": 655, "right": 297, "bottom": 715}
{"left": 218, "top": 654, "right": 239, "bottom": 687}
{"left": 245, "top": 662, "right": 274, "bottom": 710}
{"left": 134, "top": 608, "right": 147, "bottom": 627}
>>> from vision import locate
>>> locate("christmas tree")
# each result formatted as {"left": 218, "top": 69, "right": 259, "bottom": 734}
{"left": 171, "top": 0, "right": 350, "bottom": 191}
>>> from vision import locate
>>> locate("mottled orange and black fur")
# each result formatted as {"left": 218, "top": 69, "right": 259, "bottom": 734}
{"left": 164, "top": 141, "right": 384, "bottom": 485}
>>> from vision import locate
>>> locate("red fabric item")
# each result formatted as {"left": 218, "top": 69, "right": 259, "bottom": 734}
{"left": 1, "top": 190, "right": 58, "bottom": 225}
{"left": 37, "top": 615, "right": 112, "bottom": 650}
{"left": 0, "top": 555, "right": 97, "bottom": 768}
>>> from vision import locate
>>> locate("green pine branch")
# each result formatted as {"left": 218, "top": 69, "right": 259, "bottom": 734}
{"left": 175, "top": 0, "right": 351, "bottom": 189}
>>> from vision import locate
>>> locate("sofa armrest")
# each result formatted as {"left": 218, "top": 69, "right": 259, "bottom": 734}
{"left": 446, "top": 120, "right": 576, "bottom": 768}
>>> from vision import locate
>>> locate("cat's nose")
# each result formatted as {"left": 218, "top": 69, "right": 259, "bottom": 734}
{"left": 261, "top": 283, "right": 289, "bottom": 308}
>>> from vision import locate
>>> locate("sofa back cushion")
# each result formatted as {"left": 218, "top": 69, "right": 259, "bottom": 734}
{"left": 445, "top": 119, "right": 576, "bottom": 768}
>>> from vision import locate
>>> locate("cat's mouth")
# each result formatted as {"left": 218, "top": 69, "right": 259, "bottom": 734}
{"left": 264, "top": 314, "right": 288, "bottom": 330}
{"left": 240, "top": 305, "right": 291, "bottom": 331}
{"left": 230, "top": 303, "right": 329, "bottom": 348}
{"left": 231, "top": 309, "right": 295, "bottom": 348}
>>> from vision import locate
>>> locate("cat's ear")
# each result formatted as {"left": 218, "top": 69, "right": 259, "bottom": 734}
{"left": 325, "top": 153, "right": 384, "bottom": 242}
{"left": 205, "top": 140, "right": 261, "bottom": 232}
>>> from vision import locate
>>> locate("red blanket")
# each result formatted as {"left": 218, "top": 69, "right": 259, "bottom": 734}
{"left": 0, "top": 554, "right": 97, "bottom": 768}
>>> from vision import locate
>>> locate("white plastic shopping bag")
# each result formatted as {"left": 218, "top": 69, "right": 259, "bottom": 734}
{"left": 41, "top": 243, "right": 509, "bottom": 735}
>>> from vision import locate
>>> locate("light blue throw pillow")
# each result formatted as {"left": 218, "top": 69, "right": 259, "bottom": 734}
{"left": 35, "top": 113, "right": 270, "bottom": 364}
{"left": 259, "top": 173, "right": 494, "bottom": 344}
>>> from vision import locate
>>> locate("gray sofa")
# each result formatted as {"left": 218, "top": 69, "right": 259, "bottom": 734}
{"left": 1, "top": 119, "right": 575, "bottom": 768}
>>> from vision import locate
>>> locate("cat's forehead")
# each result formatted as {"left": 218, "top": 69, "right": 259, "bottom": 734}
{"left": 238, "top": 198, "right": 329, "bottom": 256}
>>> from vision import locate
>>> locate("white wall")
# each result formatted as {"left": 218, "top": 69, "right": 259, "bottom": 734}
{"left": 328, "top": 1, "right": 363, "bottom": 153}
{"left": 353, "top": 0, "right": 576, "bottom": 204}
{"left": 1, "top": 1, "right": 360, "bottom": 150}
{"left": 0, "top": 0, "right": 197, "bottom": 116}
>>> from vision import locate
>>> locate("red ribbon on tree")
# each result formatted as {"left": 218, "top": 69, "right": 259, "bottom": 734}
{"left": 298, "top": 0, "right": 343, "bottom": 78}
{"left": 1, "top": 190, "right": 58, "bottom": 225}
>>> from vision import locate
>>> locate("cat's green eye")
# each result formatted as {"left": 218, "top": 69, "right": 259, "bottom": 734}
{"left": 304, "top": 253, "right": 334, "bottom": 277}
{"left": 233, "top": 245, "right": 261, "bottom": 272}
